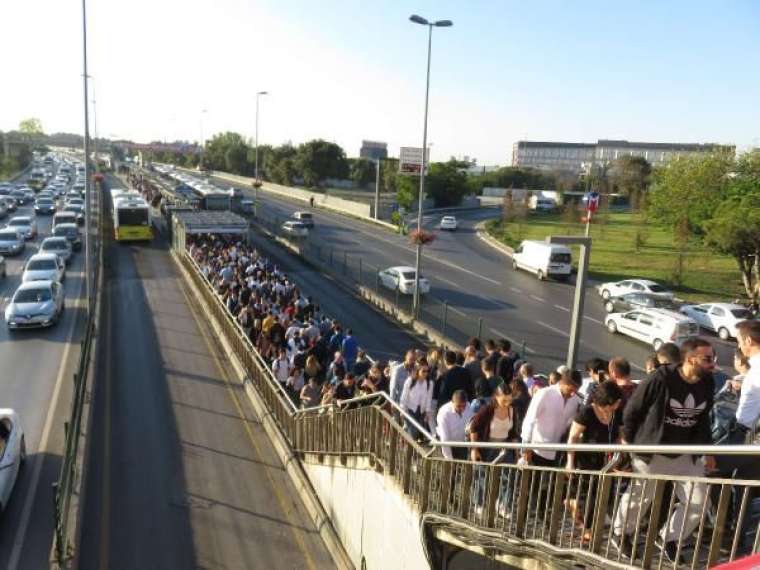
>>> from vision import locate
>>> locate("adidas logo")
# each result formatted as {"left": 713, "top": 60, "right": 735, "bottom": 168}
{"left": 669, "top": 394, "right": 707, "bottom": 419}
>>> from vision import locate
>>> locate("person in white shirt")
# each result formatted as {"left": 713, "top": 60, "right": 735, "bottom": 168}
{"left": 390, "top": 350, "right": 417, "bottom": 404}
{"left": 400, "top": 363, "right": 434, "bottom": 441}
{"left": 436, "top": 390, "right": 474, "bottom": 460}
{"left": 271, "top": 348, "right": 290, "bottom": 386}
{"left": 521, "top": 373, "right": 581, "bottom": 467}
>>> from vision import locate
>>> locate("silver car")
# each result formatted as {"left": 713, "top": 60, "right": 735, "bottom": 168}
{"left": 0, "top": 410, "right": 26, "bottom": 514}
{"left": 5, "top": 217, "right": 37, "bottom": 240}
{"left": 5, "top": 280, "right": 65, "bottom": 329}
{"left": 22, "top": 253, "right": 65, "bottom": 283}
{"left": 0, "top": 229, "right": 25, "bottom": 256}
{"left": 39, "top": 237, "right": 73, "bottom": 265}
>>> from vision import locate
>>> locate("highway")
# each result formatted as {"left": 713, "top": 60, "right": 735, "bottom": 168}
{"left": 0, "top": 165, "right": 88, "bottom": 569}
{"left": 213, "top": 175, "right": 738, "bottom": 376}
{"left": 79, "top": 174, "right": 418, "bottom": 569}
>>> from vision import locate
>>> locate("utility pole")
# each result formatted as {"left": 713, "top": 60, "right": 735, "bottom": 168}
{"left": 374, "top": 159, "right": 381, "bottom": 219}
{"left": 81, "top": 0, "right": 92, "bottom": 311}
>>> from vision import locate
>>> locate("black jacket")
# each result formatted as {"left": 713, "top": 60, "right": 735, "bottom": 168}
{"left": 623, "top": 364, "right": 714, "bottom": 450}
{"left": 437, "top": 366, "right": 475, "bottom": 405}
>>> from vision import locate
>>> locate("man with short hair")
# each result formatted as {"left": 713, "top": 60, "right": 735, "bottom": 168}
{"left": 437, "top": 350, "right": 475, "bottom": 406}
{"left": 390, "top": 350, "right": 417, "bottom": 405}
{"left": 613, "top": 338, "right": 716, "bottom": 562}
{"left": 608, "top": 356, "right": 637, "bottom": 405}
{"left": 656, "top": 342, "right": 682, "bottom": 366}
{"left": 353, "top": 349, "right": 371, "bottom": 378}
{"left": 436, "top": 390, "right": 474, "bottom": 460}
{"left": 463, "top": 345, "right": 482, "bottom": 386}
{"left": 341, "top": 328, "right": 358, "bottom": 372}
{"left": 496, "top": 339, "right": 518, "bottom": 384}
{"left": 521, "top": 373, "right": 581, "bottom": 467}
{"left": 735, "top": 320, "right": 760, "bottom": 435}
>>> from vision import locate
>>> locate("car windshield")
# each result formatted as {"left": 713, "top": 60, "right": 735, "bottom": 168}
{"left": 8, "top": 220, "right": 28, "bottom": 227}
{"left": 0, "top": 232, "right": 18, "bottom": 241}
{"left": 28, "top": 259, "right": 56, "bottom": 270}
{"left": 648, "top": 284, "right": 667, "bottom": 292}
{"left": 731, "top": 309, "right": 752, "bottom": 319}
{"left": 550, "top": 253, "right": 571, "bottom": 263}
{"left": 15, "top": 288, "right": 52, "bottom": 303}
{"left": 401, "top": 271, "right": 416, "bottom": 280}
{"left": 653, "top": 299, "right": 673, "bottom": 308}
{"left": 54, "top": 227, "right": 75, "bottom": 237}
{"left": 298, "top": 213, "right": 312, "bottom": 219}
{"left": 43, "top": 239, "right": 67, "bottom": 250}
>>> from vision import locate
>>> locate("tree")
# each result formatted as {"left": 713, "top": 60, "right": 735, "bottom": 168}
{"left": 608, "top": 156, "right": 652, "bottom": 210}
{"left": 349, "top": 158, "right": 376, "bottom": 188}
{"left": 203, "top": 132, "right": 251, "bottom": 173}
{"left": 382, "top": 158, "right": 399, "bottom": 194}
{"left": 703, "top": 179, "right": 760, "bottom": 302}
{"left": 425, "top": 160, "right": 469, "bottom": 207}
{"left": 18, "top": 118, "right": 44, "bottom": 135}
{"left": 396, "top": 174, "right": 417, "bottom": 209}
{"left": 266, "top": 144, "right": 298, "bottom": 185}
{"left": 295, "top": 139, "right": 349, "bottom": 187}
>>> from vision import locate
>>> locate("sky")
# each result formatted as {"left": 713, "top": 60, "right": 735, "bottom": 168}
{"left": 1, "top": 0, "right": 758, "bottom": 165}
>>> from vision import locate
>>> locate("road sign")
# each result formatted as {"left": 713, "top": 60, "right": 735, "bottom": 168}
{"left": 399, "top": 147, "right": 429, "bottom": 175}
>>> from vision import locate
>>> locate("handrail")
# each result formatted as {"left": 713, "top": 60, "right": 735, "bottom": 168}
{"left": 183, "top": 250, "right": 760, "bottom": 457}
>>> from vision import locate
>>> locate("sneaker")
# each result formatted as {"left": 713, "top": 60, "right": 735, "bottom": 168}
{"left": 657, "top": 539, "right": 684, "bottom": 564}
{"left": 610, "top": 534, "right": 634, "bottom": 557}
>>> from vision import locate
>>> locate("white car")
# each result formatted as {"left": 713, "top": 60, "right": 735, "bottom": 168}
{"left": 605, "top": 308, "right": 699, "bottom": 350}
{"left": 0, "top": 410, "right": 26, "bottom": 514}
{"left": 597, "top": 279, "right": 674, "bottom": 301}
{"left": 439, "top": 215, "right": 458, "bottom": 231}
{"left": 5, "top": 217, "right": 37, "bottom": 240}
{"left": 679, "top": 303, "right": 755, "bottom": 340}
{"left": 378, "top": 266, "right": 430, "bottom": 295}
{"left": 281, "top": 221, "right": 309, "bottom": 238}
{"left": 22, "top": 253, "right": 66, "bottom": 283}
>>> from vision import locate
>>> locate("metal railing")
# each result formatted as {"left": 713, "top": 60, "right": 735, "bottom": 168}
{"left": 177, "top": 247, "right": 760, "bottom": 569}
{"left": 52, "top": 173, "right": 103, "bottom": 564}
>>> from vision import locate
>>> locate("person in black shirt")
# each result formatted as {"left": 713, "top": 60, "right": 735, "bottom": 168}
{"left": 612, "top": 338, "right": 716, "bottom": 562}
{"left": 496, "top": 339, "right": 518, "bottom": 384}
{"left": 334, "top": 373, "right": 357, "bottom": 407}
{"left": 437, "top": 350, "right": 475, "bottom": 407}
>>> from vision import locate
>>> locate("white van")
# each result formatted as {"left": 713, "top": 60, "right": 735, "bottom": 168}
{"left": 529, "top": 196, "right": 557, "bottom": 212}
{"left": 511, "top": 240, "right": 572, "bottom": 281}
{"left": 605, "top": 308, "right": 699, "bottom": 350}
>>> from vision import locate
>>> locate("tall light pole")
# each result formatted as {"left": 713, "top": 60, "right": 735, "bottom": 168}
{"left": 81, "top": 0, "right": 92, "bottom": 312}
{"left": 409, "top": 14, "right": 452, "bottom": 317}
{"left": 91, "top": 76, "right": 99, "bottom": 172}
{"left": 254, "top": 91, "right": 268, "bottom": 216}
{"left": 373, "top": 158, "right": 381, "bottom": 220}
{"left": 199, "top": 108, "right": 207, "bottom": 170}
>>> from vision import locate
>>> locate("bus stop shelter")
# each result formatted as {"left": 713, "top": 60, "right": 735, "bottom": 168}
{"left": 171, "top": 210, "right": 249, "bottom": 252}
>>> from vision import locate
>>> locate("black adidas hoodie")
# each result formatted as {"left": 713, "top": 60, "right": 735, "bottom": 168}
{"left": 623, "top": 364, "right": 714, "bottom": 457}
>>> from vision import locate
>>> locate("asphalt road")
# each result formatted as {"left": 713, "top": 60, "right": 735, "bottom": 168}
{"left": 213, "top": 175, "right": 738, "bottom": 376}
{"left": 79, "top": 175, "right": 338, "bottom": 569}
{"left": 0, "top": 166, "right": 88, "bottom": 569}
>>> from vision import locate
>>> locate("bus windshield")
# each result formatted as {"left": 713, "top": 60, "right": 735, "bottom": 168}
{"left": 117, "top": 208, "right": 149, "bottom": 226}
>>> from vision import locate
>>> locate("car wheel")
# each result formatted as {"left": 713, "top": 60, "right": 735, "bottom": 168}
{"left": 601, "top": 289, "right": 611, "bottom": 300}
{"left": 20, "top": 436, "right": 26, "bottom": 465}
{"left": 605, "top": 301, "right": 615, "bottom": 313}
{"left": 718, "top": 327, "right": 730, "bottom": 341}
{"left": 653, "top": 338, "right": 663, "bottom": 351}
{"left": 537, "top": 270, "right": 545, "bottom": 281}
{"left": 607, "top": 320, "right": 618, "bottom": 334}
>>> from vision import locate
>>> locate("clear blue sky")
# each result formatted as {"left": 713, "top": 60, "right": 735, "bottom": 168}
{"left": 2, "top": 0, "right": 758, "bottom": 164}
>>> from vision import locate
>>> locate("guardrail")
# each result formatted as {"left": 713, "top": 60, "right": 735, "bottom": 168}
{"left": 177, "top": 246, "right": 760, "bottom": 569}
{"left": 52, "top": 174, "right": 103, "bottom": 565}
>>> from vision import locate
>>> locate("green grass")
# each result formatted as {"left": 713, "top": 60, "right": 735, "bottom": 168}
{"left": 486, "top": 212, "right": 743, "bottom": 303}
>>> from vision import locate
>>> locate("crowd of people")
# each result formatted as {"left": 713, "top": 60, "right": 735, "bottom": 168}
{"left": 187, "top": 233, "right": 760, "bottom": 563}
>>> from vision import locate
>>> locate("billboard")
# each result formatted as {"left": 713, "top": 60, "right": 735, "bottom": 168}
{"left": 399, "top": 146, "right": 429, "bottom": 175}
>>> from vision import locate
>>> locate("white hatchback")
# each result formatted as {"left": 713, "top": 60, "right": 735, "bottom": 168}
{"left": 605, "top": 308, "right": 699, "bottom": 350}
{"left": 378, "top": 266, "right": 430, "bottom": 295}
{"left": 439, "top": 216, "right": 458, "bottom": 231}
{"left": 598, "top": 279, "right": 674, "bottom": 301}
{"left": 281, "top": 221, "right": 309, "bottom": 238}
{"left": 22, "top": 253, "right": 66, "bottom": 283}
{"left": 680, "top": 303, "right": 754, "bottom": 340}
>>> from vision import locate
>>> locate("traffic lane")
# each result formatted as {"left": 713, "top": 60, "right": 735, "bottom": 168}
{"left": 80, "top": 231, "right": 334, "bottom": 569}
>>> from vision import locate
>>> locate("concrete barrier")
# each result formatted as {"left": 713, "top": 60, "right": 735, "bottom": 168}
{"left": 475, "top": 220, "right": 514, "bottom": 257}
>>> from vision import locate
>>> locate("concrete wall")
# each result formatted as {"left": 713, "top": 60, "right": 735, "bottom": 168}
{"left": 302, "top": 456, "right": 429, "bottom": 570}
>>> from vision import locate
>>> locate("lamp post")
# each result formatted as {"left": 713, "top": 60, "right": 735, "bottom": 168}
{"left": 81, "top": 0, "right": 92, "bottom": 313}
{"left": 373, "top": 158, "right": 381, "bottom": 220}
{"left": 199, "top": 108, "right": 207, "bottom": 170}
{"left": 254, "top": 91, "right": 268, "bottom": 216}
{"left": 409, "top": 14, "right": 452, "bottom": 317}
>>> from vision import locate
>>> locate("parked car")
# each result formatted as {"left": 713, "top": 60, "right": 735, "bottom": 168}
{"left": 605, "top": 308, "right": 699, "bottom": 350}
{"left": 604, "top": 293, "right": 679, "bottom": 314}
{"left": 281, "top": 221, "right": 309, "bottom": 237}
{"left": 439, "top": 215, "right": 458, "bottom": 231}
{"left": 292, "top": 211, "right": 314, "bottom": 228}
{"left": 378, "top": 266, "right": 431, "bottom": 295}
{"left": 22, "top": 253, "right": 65, "bottom": 283}
{"left": 5, "top": 280, "right": 65, "bottom": 329}
{"left": 5, "top": 217, "right": 37, "bottom": 240}
{"left": 52, "top": 223, "right": 82, "bottom": 251}
{"left": 679, "top": 303, "right": 755, "bottom": 340}
{"left": 0, "top": 229, "right": 25, "bottom": 256}
{"left": 511, "top": 240, "right": 572, "bottom": 281}
{"left": 34, "top": 198, "right": 56, "bottom": 215}
{"left": 0, "top": 410, "right": 26, "bottom": 514}
{"left": 597, "top": 279, "right": 674, "bottom": 301}
{"left": 39, "top": 237, "right": 73, "bottom": 265}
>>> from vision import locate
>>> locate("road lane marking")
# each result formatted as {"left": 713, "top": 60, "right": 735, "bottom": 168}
{"left": 510, "top": 287, "right": 522, "bottom": 294}
{"left": 584, "top": 316, "right": 603, "bottom": 325}
{"left": 8, "top": 268, "right": 84, "bottom": 570}
{"left": 434, "top": 275, "right": 465, "bottom": 291}
{"left": 489, "top": 328, "right": 537, "bottom": 354}
{"left": 537, "top": 320, "right": 569, "bottom": 338}
{"left": 554, "top": 305, "right": 570, "bottom": 312}
{"left": 178, "top": 279, "right": 319, "bottom": 570}
{"left": 530, "top": 295, "right": 545, "bottom": 303}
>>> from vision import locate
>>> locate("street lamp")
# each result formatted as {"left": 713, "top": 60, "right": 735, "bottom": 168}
{"left": 199, "top": 108, "right": 207, "bottom": 170}
{"left": 409, "top": 14, "right": 452, "bottom": 317}
{"left": 254, "top": 91, "right": 268, "bottom": 216}
{"left": 80, "top": 0, "right": 92, "bottom": 313}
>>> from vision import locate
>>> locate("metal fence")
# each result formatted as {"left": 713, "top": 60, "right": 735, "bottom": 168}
{"left": 177, "top": 246, "right": 760, "bottom": 569}
{"left": 255, "top": 213, "right": 503, "bottom": 351}
{"left": 52, "top": 174, "right": 103, "bottom": 564}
